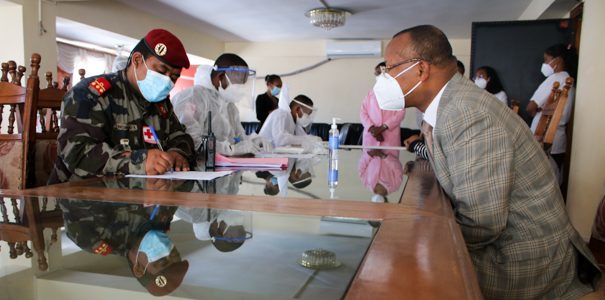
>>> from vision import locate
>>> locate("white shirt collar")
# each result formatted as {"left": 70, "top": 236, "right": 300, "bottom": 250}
{"left": 422, "top": 82, "right": 448, "bottom": 128}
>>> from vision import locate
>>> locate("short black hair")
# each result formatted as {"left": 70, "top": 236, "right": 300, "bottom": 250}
{"left": 545, "top": 43, "right": 578, "bottom": 80}
{"left": 393, "top": 25, "right": 455, "bottom": 67}
{"left": 126, "top": 39, "right": 153, "bottom": 67}
{"left": 457, "top": 60, "right": 465, "bottom": 75}
{"left": 477, "top": 66, "right": 505, "bottom": 94}
{"left": 211, "top": 53, "right": 248, "bottom": 78}
{"left": 375, "top": 62, "right": 386, "bottom": 69}
{"left": 290, "top": 94, "right": 313, "bottom": 109}
{"left": 265, "top": 74, "right": 281, "bottom": 84}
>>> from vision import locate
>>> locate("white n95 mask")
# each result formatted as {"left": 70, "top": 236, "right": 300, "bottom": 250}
{"left": 373, "top": 61, "right": 421, "bottom": 111}
{"left": 474, "top": 78, "right": 488, "bottom": 89}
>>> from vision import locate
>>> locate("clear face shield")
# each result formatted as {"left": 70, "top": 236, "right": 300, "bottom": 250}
{"left": 214, "top": 66, "right": 256, "bottom": 106}
{"left": 292, "top": 99, "right": 318, "bottom": 126}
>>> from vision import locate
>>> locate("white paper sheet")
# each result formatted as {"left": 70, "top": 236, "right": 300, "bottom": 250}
{"left": 125, "top": 171, "right": 233, "bottom": 180}
{"left": 255, "top": 152, "right": 316, "bottom": 159}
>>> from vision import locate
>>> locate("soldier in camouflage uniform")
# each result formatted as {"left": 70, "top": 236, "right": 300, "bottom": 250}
{"left": 59, "top": 198, "right": 188, "bottom": 296}
{"left": 49, "top": 29, "right": 194, "bottom": 184}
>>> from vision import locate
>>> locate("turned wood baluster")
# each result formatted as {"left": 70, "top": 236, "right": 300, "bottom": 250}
{"left": 1, "top": 62, "right": 8, "bottom": 82}
{"left": 15, "top": 66, "right": 25, "bottom": 86}
{"left": 0, "top": 199, "right": 17, "bottom": 258}
{"left": 8, "top": 61, "right": 16, "bottom": 84}
{"left": 39, "top": 109, "right": 46, "bottom": 133}
{"left": 62, "top": 76, "right": 70, "bottom": 91}
{"left": 45, "top": 71, "right": 52, "bottom": 88}
{"left": 8, "top": 104, "right": 16, "bottom": 134}
{"left": 51, "top": 109, "right": 59, "bottom": 132}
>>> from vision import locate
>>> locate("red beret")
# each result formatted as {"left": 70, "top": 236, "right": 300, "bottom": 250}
{"left": 143, "top": 29, "right": 190, "bottom": 69}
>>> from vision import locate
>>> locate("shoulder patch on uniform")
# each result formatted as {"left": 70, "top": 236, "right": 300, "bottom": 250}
{"left": 93, "top": 240, "right": 112, "bottom": 256}
{"left": 88, "top": 77, "right": 112, "bottom": 96}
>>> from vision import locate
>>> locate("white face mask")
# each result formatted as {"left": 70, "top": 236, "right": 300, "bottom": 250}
{"left": 373, "top": 61, "right": 421, "bottom": 111}
{"left": 474, "top": 77, "right": 488, "bottom": 89}
{"left": 219, "top": 74, "right": 247, "bottom": 103}
{"left": 296, "top": 111, "right": 313, "bottom": 127}
{"left": 541, "top": 62, "right": 555, "bottom": 77}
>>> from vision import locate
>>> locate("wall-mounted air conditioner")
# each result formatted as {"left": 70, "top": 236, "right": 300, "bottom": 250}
{"left": 326, "top": 40, "right": 382, "bottom": 58}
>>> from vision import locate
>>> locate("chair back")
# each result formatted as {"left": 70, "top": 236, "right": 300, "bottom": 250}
{"left": 33, "top": 69, "right": 69, "bottom": 187}
{"left": 0, "top": 59, "right": 30, "bottom": 190}
{"left": 533, "top": 77, "right": 573, "bottom": 146}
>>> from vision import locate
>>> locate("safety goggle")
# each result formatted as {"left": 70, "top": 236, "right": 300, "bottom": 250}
{"left": 213, "top": 66, "right": 256, "bottom": 84}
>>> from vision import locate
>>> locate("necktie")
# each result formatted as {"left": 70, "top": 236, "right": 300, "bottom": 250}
{"left": 421, "top": 121, "right": 434, "bottom": 159}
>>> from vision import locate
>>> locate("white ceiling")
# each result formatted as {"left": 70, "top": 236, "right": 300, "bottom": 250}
{"left": 55, "top": 0, "right": 578, "bottom": 47}
{"left": 116, "top": 0, "right": 535, "bottom": 42}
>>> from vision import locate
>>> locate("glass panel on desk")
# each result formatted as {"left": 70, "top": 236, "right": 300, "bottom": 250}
{"left": 96, "top": 149, "right": 417, "bottom": 203}
{"left": 53, "top": 199, "right": 378, "bottom": 299}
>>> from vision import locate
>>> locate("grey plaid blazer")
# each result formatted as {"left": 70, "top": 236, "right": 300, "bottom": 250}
{"left": 429, "top": 73, "right": 600, "bottom": 299}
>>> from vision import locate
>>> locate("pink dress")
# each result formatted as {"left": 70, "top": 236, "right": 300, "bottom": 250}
{"left": 358, "top": 150, "right": 404, "bottom": 194}
{"left": 360, "top": 90, "right": 405, "bottom": 147}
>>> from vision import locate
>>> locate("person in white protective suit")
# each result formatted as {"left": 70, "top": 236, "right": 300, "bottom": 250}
{"left": 258, "top": 85, "right": 323, "bottom": 153}
{"left": 175, "top": 206, "right": 252, "bottom": 253}
{"left": 171, "top": 53, "right": 272, "bottom": 156}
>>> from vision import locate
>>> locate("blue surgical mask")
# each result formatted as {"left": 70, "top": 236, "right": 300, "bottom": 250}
{"left": 271, "top": 86, "right": 281, "bottom": 97}
{"left": 270, "top": 176, "right": 278, "bottom": 185}
{"left": 137, "top": 230, "right": 174, "bottom": 263}
{"left": 135, "top": 59, "right": 174, "bottom": 103}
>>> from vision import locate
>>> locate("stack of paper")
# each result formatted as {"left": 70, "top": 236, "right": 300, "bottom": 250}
{"left": 215, "top": 153, "right": 288, "bottom": 170}
{"left": 126, "top": 171, "right": 233, "bottom": 180}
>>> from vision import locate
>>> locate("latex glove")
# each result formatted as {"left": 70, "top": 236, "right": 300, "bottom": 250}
{"left": 251, "top": 136, "right": 274, "bottom": 152}
{"left": 301, "top": 135, "right": 324, "bottom": 154}
{"left": 232, "top": 140, "right": 260, "bottom": 156}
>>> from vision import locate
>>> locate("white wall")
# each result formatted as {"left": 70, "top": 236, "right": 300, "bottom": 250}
{"left": 566, "top": 0, "right": 605, "bottom": 240}
{"left": 0, "top": 1, "right": 25, "bottom": 65}
{"left": 227, "top": 38, "right": 470, "bottom": 129}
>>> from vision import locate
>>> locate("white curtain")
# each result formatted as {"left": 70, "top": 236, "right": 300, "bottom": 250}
{"left": 57, "top": 42, "right": 115, "bottom": 85}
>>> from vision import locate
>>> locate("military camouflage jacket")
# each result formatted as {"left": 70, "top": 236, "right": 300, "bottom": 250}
{"left": 59, "top": 199, "right": 176, "bottom": 257}
{"left": 48, "top": 70, "right": 194, "bottom": 184}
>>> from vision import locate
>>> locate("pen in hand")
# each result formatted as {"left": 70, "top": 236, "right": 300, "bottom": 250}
{"left": 149, "top": 125, "right": 174, "bottom": 173}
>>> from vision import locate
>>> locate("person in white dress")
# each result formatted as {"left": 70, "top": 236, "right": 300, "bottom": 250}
{"left": 526, "top": 44, "right": 577, "bottom": 171}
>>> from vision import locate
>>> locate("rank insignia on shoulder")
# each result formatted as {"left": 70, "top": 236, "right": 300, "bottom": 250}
{"left": 88, "top": 77, "right": 112, "bottom": 96}
{"left": 157, "top": 103, "right": 169, "bottom": 119}
{"left": 93, "top": 241, "right": 112, "bottom": 256}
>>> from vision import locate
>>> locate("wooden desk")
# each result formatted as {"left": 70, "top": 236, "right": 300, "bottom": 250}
{"left": 5, "top": 158, "right": 482, "bottom": 299}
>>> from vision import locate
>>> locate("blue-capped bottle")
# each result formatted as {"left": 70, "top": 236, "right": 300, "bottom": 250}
{"left": 328, "top": 117, "right": 340, "bottom": 189}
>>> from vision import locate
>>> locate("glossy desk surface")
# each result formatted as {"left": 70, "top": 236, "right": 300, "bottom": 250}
{"left": 3, "top": 150, "right": 482, "bottom": 299}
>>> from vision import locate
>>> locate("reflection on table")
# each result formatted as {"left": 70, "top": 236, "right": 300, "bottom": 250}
{"left": 3, "top": 150, "right": 482, "bottom": 299}
{"left": 58, "top": 199, "right": 376, "bottom": 299}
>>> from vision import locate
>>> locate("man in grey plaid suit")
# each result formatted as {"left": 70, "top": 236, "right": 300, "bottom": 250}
{"left": 374, "top": 25, "right": 601, "bottom": 299}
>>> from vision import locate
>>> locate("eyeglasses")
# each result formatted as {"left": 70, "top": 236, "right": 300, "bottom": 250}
{"left": 385, "top": 58, "right": 423, "bottom": 73}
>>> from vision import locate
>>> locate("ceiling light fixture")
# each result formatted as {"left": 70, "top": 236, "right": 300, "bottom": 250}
{"left": 305, "top": 0, "right": 352, "bottom": 31}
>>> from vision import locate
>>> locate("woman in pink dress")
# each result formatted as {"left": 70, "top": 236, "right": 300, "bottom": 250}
{"left": 360, "top": 62, "right": 405, "bottom": 147}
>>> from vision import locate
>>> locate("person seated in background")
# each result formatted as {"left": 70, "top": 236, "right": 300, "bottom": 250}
{"left": 473, "top": 66, "right": 508, "bottom": 105}
{"left": 48, "top": 29, "right": 194, "bottom": 185}
{"left": 526, "top": 43, "right": 577, "bottom": 172}
{"left": 258, "top": 88, "right": 323, "bottom": 153}
{"left": 456, "top": 60, "right": 465, "bottom": 76}
{"left": 360, "top": 62, "right": 405, "bottom": 147}
{"left": 256, "top": 74, "right": 282, "bottom": 131}
{"left": 171, "top": 53, "right": 272, "bottom": 157}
